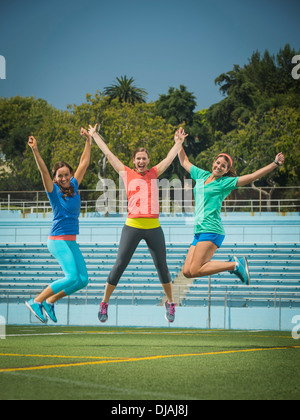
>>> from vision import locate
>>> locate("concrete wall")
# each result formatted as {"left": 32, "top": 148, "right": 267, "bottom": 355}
{"left": 1, "top": 301, "right": 299, "bottom": 332}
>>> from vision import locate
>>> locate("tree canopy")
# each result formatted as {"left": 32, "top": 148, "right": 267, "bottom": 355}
{"left": 0, "top": 44, "right": 299, "bottom": 193}
{"left": 207, "top": 44, "right": 300, "bottom": 134}
{"left": 103, "top": 76, "right": 147, "bottom": 105}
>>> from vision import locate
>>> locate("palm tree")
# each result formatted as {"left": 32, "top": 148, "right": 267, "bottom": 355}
{"left": 103, "top": 75, "right": 147, "bottom": 105}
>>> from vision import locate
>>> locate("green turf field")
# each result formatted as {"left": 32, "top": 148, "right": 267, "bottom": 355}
{"left": 0, "top": 326, "right": 299, "bottom": 401}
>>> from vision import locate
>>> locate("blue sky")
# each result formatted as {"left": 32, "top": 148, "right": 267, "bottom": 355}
{"left": 0, "top": 0, "right": 299, "bottom": 111}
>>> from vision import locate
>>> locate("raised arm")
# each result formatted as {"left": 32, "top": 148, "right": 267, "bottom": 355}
{"left": 178, "top": 144, "right": 193, "bottom": 174}
{"left": 28, "top": 136, "right": 53, "bottom": 193}
{"left": 74, "top": 127, "right": 92, "bottom": 185}
{"left": 156, "top": 127, "right": 188, "bottom": 177}
{"left": 236, "top": 153, "right": 285, "bottom": 187}
{"left": 88, "top": 124, "right": 125, "bottom": 174}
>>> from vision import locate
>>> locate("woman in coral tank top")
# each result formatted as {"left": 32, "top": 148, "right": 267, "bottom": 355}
{"left": 89, "top": 124, "right": 187, "bottom": 323}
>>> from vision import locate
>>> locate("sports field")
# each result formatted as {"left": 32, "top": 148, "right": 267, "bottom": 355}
{"left": 0, "top": 326, "right": 299, "bottom": 401}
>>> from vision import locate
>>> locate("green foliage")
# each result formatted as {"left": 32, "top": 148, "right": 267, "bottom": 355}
{"left": 0, "top": 96, "right": 99, "bottom": 190}
{"left": 103, "top": 75, "right": 147, "bottom": 105}
{"left": 0, "top": 93, "right": 175, "bottom": 191}
{"left": 155, "top": 85, "right": 196, "bottom": 126}
{"left": 207, "top": 44, "right": 300, "bottom": 134}
{"left": 0, "top": 44, "right": 299, "bottom": 192}
{"left": 155, "top": 85, "right": 207, "bottom": 180}
{"left": 98, "top": 99, "right": 175, "bottom": 183}
{"left": 195, "top": 108, "right": 300, "bottom": 187}
{"left": 0, "top": 96, "right": 53, "bottom": 160}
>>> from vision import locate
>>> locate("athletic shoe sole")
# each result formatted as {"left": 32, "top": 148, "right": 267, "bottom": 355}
{"left": 25, "top": 301, "right": 47, "bottom": 324}
{"left": 230, "top": 256, "right": 250, "bottom": 285}
{"left": 43, "top": 307, "right": 57, "bottom": 323}
{"left": 244, "top": 257, "right": 250, "bottom": 285}
{"left": 98, "top": 314, "right": 108, "bottom": 322}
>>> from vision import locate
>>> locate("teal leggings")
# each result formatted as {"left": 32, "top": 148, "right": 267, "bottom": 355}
{"left": 47, "top": 239, "right": 88, "bottom": 296}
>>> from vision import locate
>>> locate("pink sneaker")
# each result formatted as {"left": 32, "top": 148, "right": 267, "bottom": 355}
{"left": 165, "top": 301, "right": 176, "bottom": 323}
{"left": 98, "top": 302, "right": 109, "bottom": 323}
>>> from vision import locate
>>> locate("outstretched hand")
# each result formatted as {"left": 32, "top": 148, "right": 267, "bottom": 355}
{"left": 174, "top": 127, "right": 188, "bottom": 144}
{"left": 80, "top": 126, "right": 92, "bottom": 144}
{"left": 275, "top": 152, "right": 284, "bottom": 166}
{"left": 28, "top": 136, "right": 37, "bottom": 150}
{"left": 80, "top": 127, "right": 89, "bottom": 137}
{"left": 88, "top": 123, "right": 98, "bottom": 136}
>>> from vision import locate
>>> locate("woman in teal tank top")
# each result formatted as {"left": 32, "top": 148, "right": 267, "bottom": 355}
{"left": 178, "top": 135, "right": 285, "bottom": 284}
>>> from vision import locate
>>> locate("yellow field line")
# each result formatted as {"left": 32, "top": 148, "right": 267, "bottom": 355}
{"left": 0, "top": 353, "right": 121, "bottom": 360}
{"left": 0, "top": 345, "right": 299, "bottom": 373}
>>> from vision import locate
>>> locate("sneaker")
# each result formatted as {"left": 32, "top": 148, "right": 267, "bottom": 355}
{"left": 98, "top": 302, "right": 109, "bottom": 323}
{"left": 43, "top": 301, "right": 57, "bottom": 323}
{"left": 165, "top": 301, "right": 176, "bottom": 323}
{"left": 229, "top": 256, "right": 250, "bottom": 285}
{"left": 25, "top": 298, "right": 47, "bottom": 324}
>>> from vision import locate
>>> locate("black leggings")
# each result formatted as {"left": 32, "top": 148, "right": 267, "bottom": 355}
{"left": 107, "top": 224, "right": 172, "bottom": 286}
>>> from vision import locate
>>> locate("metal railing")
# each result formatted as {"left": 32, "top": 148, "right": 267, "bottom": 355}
{"left": 1, "top": 186, "right": 300, "bottom": 214}
{"left": 1, "top": 282, "right": 300, "bottom": 308}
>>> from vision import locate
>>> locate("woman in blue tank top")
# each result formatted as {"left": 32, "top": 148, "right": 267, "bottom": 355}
{"left": 25, "top": 128, "right": 92, "bottom": 324}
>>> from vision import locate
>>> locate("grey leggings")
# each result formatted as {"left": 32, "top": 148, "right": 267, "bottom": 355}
{"left": 107, "top": 224, "right": 172, "bottom": 286}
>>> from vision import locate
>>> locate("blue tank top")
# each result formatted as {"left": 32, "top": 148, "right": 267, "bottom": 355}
{"left": 46, "top": 177, "right": 81, "bottom": 236}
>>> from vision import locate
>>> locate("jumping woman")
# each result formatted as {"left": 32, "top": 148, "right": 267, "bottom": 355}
{"left": 25, "top": 128, "right": 92, "bottom": 323}
{"left": 178, "top": 135, "right": 284, "bottom": 283}
{"left": 88, "top": 124, "right": 188, "bottom": 323}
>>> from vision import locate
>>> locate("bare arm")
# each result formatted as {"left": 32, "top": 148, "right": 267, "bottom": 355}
{"left": 28, "top": 136, "right": 53, "bottom": 193}
{"left": 88, "top": 124, "right": 125, "bottom": 174}
{"left": 74, "top": 127, "right": 92, "bottom": 186}
{"left": 156, "top": 127, "right": 188, "bottom": 177}
{"left": 236, "top": 153, "right": 285, "bottom": 187}
{"left": 178, "top": 145, "right": 193, "bottom": 174}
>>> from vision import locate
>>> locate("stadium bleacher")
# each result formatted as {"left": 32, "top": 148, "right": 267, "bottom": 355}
{"left": 1, "top": 242, "right": 299, "bottom": 308}
{"left": 181, "top": 243, "right": 300, "bottom": 308}
{"left": 0, "top": 242, "right": 183, "bottom": 305}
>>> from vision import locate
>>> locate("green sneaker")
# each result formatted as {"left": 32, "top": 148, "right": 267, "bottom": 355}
{"left": 43, "top": 301, "right": 57, "bottom": 323}
{"left": 25, "top": 298, "right": 47, "bottom": 324}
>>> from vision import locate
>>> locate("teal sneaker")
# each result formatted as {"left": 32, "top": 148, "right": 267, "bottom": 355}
{"left": 43, "top": 301, "right": 57, "bottom": 323}
{"left": 165, "top": 301, "right": 176, "bottom": 323}
{"left": 229, "top": 256, "right": 250, "bottom": 285}
{"left": 25, "top": 298, "right": 47, "bottom": 323}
